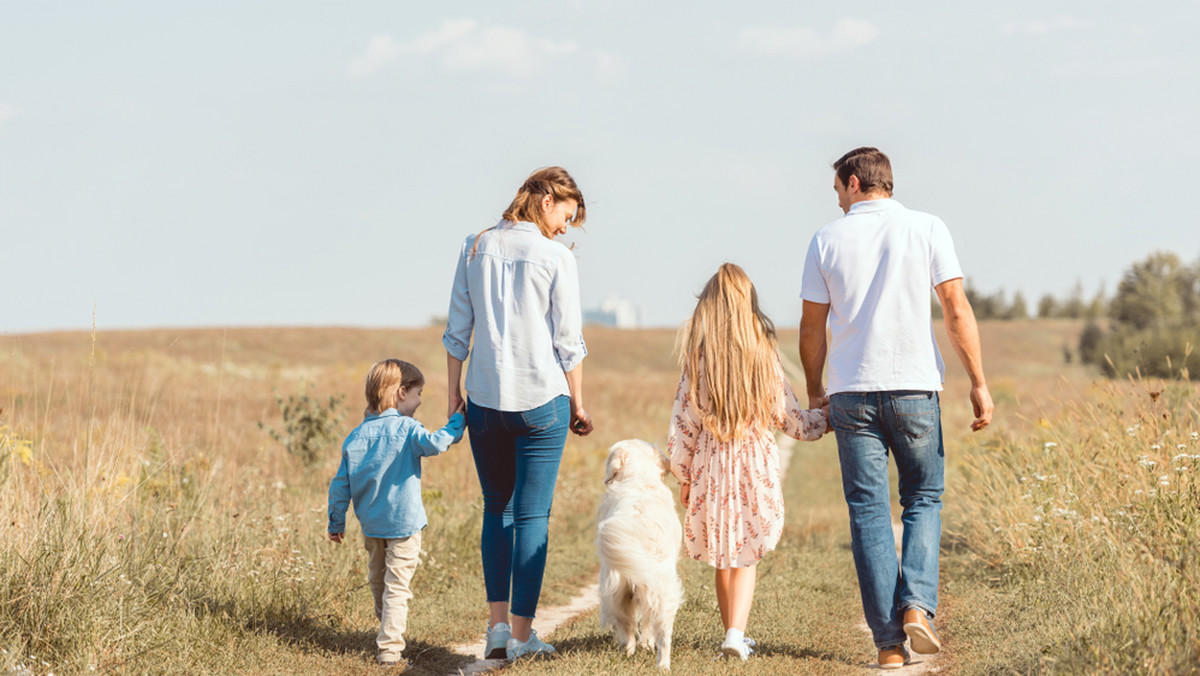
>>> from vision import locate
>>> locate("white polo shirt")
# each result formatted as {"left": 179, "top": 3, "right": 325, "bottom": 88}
{"left": 800, "top": 199, "right": 963, "bottom": 395}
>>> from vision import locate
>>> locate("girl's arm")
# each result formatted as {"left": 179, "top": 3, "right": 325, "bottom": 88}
{"left": 667, "top": 373, "right": 701, "bottom": 490}
{"left": 410, "top": 412, "right": 468, "bottom": 457}
{"left": 775, "top": 362, "right": 828, "bottom": 441}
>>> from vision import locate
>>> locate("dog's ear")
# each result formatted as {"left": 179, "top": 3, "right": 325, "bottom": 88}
{"left": 605, "top": 444, "right": 628, "bottom": 484}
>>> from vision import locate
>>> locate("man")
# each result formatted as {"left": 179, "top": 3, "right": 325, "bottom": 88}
{"left": 799, "top": 147, "right": 993, "bottom": 670}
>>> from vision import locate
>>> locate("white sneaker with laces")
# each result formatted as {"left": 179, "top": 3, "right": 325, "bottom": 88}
{"left": 484, "top": 622, "right": 511, "bottom": 660}
{"left": 506, "top": 628, "right": 556, "bottom": 660}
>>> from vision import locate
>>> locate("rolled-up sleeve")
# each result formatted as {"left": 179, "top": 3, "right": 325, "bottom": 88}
{"left": 548, "top": 250, "right": 587, "bottom": 372}
{"left": 442, "top": 237, "right": 474, "bottom": 361}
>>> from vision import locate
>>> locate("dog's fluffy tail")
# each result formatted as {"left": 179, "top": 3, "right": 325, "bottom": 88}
{"left": 596, "top": 503, "right": 681, "bottom": 586}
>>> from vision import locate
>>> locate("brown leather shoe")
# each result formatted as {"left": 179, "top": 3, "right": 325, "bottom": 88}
{"left": 903, "top": 606, "right": 942, "bottom": 655}
{"left": 878, "top": 644, "right": 911, "bottom": 670}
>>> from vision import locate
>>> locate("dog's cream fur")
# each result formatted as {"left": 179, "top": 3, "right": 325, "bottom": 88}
{"left": 596, "top": 440, "right": 684, "bottom": 670}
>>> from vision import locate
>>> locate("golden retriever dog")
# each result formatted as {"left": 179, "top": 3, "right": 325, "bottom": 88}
{"left": 596, "top": 440, "right": 684, "bottom": 670}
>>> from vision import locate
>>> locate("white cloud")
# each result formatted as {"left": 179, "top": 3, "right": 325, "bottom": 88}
{"left": 736, "top": 18, "right": 879, "bottom": 59}
{"left": 1001, "top": 17, "right": 1090, "bottom": 36}
{"left": 0, "top": 103, "right": 16, "bottom": 124}
{"left": 348, "top": 20, "right": 578, "bottom": 78}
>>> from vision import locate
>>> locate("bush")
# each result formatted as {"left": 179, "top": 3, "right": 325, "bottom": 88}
{"left": 260, "top": 385, "right": 346, "bottom": 470}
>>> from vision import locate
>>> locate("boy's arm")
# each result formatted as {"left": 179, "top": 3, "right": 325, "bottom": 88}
{"left": 327, "top": 451, "right": 351, "bottom": 539}
{"left": 411, "top": 412, "right": 468, "bottom": 457}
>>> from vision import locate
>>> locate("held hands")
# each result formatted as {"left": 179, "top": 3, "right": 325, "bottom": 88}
{"left": 679, "top": 482, "right": 690, "bottom": 508}
{"left": 448, "top": 390, "right": 465, "bottom": 420}
{"left": 328, "top": 532, "right": 343, "bottom": 544}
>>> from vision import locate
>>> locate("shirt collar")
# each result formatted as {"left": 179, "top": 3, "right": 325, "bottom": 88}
{"left": 847, "top": 198, "right": 902, "bottom": 214}
{"left": 506, "top": 220, "right": 540, "bottom": 233}
{"left": 365, "top": 408, "right": 402, "bottom": 422}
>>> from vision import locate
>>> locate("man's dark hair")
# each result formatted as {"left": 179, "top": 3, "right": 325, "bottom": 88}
{"left": 833, "top": 147, "right": 893, "bottom": 196}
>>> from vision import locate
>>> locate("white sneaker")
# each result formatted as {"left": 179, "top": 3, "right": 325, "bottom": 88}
{"left": 484, "top": 622, "right": 510, "bottom": 659}
{"left": 506, "top": 628, "right": 556, "bottom": 660}
{"left": 720, "top": 636, "right": 752, "bottom": 661}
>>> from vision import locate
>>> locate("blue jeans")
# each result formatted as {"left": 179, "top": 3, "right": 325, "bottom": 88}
{"left": 830, "top": 391, "right": 944, "bottom": 649}
{"left": 467, "top": 395, "right": 569, "bottom": 619}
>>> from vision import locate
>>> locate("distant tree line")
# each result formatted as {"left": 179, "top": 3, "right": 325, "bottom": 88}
{"left": 932, "top": 281, "right": 1106, "bottom": 321}
{"left": 1078, "top": 251, "right": 1200, "bottom": 380}
{"left": 931, "top": 251, "right": 1199, "bottom": 379}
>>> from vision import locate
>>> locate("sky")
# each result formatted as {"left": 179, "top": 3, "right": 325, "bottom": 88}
{"left": 3, "top": 1, "right": 1199, "bottom": 334}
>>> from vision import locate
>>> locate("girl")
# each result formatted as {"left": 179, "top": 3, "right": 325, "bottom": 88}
{"left": 668, "top": 263, "right": 828, "bottom": 660}
{"left": 442, "top": 166, "right": 594, "bottom": 660}
{"left": 327, "top": 359, "right": 466, "bottom": 667}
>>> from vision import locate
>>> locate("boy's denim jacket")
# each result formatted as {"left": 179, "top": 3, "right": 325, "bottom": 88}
{"left": 327, "top": 409, "right": 465, "bottom": 539}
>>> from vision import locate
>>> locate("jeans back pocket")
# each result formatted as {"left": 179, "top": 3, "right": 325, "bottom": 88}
{"left": 890, "top": 392, "right": 937, "bottom": 440}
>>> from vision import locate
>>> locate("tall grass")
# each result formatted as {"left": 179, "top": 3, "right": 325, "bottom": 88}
{"left": 0, "top": 327, "right": 682, "bottom": 674}
{"left": 951, "top": 371, "right": 1200, "bottom": 673}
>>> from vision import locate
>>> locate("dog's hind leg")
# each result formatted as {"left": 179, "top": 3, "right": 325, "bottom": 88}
{"left": 612, "top": 581, "right": 638, "bottom": 655}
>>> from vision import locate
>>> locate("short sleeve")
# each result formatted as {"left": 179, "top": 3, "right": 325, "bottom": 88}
{"left": 929, "top": 217, "right": 964, "bottom": 288}
{"left": 799, "top": 235, "right": 830, "bottom": 304}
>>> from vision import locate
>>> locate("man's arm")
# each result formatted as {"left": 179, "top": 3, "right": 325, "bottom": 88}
{"left": 799, "top": 300, "right": 831, "bottom": 409}
{"left": 934, "top": 278, "right": 994, "bottom": 431}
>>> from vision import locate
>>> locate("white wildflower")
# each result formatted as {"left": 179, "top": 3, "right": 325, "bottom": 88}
{"left": 1044, "top": 442, "right": 1058, "bottom": 451}
{"left": 1159, "top": 476, "right": 1170, "bottom": 487}
{"left": 1178, "top": 444, "right": 1189, "bottom": 450}
{"left": 1151, "top": 444, "right": 1161, "bottom": 451}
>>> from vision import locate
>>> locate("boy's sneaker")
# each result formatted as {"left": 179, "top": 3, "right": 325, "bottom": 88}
{"left": 878, "top": 644, "right": 911, "bottom": 670}
{"left": 506, "top": 628, "right": 555, "bottom": 660}
{"left": 903, "top": 606, "right": 942, "bottom": 655}
{"left": 484, "top": 622, "right": 511, "bottom": 659}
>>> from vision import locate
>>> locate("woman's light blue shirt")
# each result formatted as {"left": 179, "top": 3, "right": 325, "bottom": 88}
{"left": 326, "top": 409, "right": 465, "bottom": 539}
{"left": 443, "top": 221, "right": 587, "bottom": 412}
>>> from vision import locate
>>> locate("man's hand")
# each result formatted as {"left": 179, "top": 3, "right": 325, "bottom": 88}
{"left": 808, "top": 393, "right": 829, "bottom": 410}
{"left": 328, "top": 532, "right": 344, "bottom": 544}
{"left": 970, "top": 385, "right": 994, "bottom": 432}
{"left": 680, "top": 482, "right": 690, "bottom": 508}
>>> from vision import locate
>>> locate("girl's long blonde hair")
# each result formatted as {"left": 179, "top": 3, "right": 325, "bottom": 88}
{"left": 678, "top": 263, "right": 779, "bottom": 442}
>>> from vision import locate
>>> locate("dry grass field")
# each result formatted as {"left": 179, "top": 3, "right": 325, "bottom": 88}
{"left": 1, "top": 320, "right": 1197, "bottom": 674}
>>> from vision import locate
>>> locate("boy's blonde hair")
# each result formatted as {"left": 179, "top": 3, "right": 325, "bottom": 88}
{"left": 678, "top": 263, "right": 780, "bottom": 442}
{"left": 364, "top": 359, "right": 424, "bottom": 416}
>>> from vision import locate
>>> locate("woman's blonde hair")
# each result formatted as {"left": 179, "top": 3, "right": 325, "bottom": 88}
{"left": 678, "top": 263, "right": 780, "bottom": 442}
{"left": 364, "top": 359, "right": 424, "bottom": 416}
{"left": 471, "top": 167, "right": 587, "bottom": 256}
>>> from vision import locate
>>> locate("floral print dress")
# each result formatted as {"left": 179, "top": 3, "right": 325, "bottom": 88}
{"left": 667, "top": 359, "right": 826, "bottom": 569}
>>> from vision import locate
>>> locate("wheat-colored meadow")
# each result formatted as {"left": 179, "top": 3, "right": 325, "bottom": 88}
{"left": 1, "top": 321, "right": 1197, "bottom": 674}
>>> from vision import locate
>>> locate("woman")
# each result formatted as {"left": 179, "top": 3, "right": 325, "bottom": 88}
{"left": 442, "top": 166, "right": 594, "bottom": 660}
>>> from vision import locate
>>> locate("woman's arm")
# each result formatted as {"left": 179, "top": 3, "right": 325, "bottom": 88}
{"left": 564, "top": 363, "right": 592, "bottom": 436}
{"left": 447, "top": 353, "right": 466, "bottom": 419}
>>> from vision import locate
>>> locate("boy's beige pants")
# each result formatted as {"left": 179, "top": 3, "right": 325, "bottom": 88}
{"left": 363, "top": 532, "right": 422, "bottom": 663}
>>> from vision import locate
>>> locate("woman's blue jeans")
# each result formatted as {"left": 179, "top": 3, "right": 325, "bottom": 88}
{"left": 829, "top": 391, "right": 944, "bottom": 649}
{"left": 466, "top": 395, "right": 569, "bottom": 619}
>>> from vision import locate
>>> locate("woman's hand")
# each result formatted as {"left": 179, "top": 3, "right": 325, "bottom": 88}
{"left": 680, "top": 483, "right": 690, "bottom": 508}
{"left": 570, "top": 406, "right": 593, "bottom": 436}
{"left": 448, "top": 389, "right": 465, "bottom": 420}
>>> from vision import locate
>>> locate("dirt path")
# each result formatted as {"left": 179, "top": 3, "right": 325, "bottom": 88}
{"left": 443, "top": 433, "right": 800, "bottom": 675}
{"left": 851, "top": 522, "right": 944, "bottom": 674}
